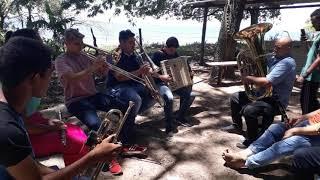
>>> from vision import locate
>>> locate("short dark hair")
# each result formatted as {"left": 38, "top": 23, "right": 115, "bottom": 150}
{"left": 4, "top": 31, "right": 13, "bottom": 43}
{"left": 64, "top": 28, "right": 84, "bottom": 42}
{"left": 166, "top": 37, "right": 179, "bottom": 48}
{"left": 119, "top": 29, "right": 135, "bottom": 42}
{"left": 11, "top": 28, "right": 42, "bottom": 41}
{"left": 311, "top": 8, "right": 320, "bottom": 18}
{"left": 0, "top": 37, "right": 52, "bottom": 89}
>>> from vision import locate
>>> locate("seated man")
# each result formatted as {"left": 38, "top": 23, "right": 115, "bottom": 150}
{"left": 106, "top": 29, "right": 155, "bottom": 136}
{"left": 5, "top": 28, "right": 89, "bottom": 167}
{"left": 225, "top": 37, "right": 296, "bottom": 148}
{"left": 55, "top": 28, "right": 140, "bottom": 175}
{"left": 152, "top": 37, "right": 195, "bottom": 134}
{"left": 0, "top": 37, "right": 120, "bottom": 180}
{"left": 222, "top": 108, "right": 320, "bottom": 170}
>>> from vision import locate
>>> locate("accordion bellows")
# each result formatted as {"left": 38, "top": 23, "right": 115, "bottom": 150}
{"left": 160, "top": 56, "right": 193, "bottom": 91}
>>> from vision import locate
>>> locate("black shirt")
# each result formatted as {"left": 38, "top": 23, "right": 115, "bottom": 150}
{"left": 106, "top": 52, "right": 142, "bottom": 87}
{"left": 152, "top": 49, "right": 181, "bottom": 84}
{"left": 0, "top": 101, "right": 33, "bottom": 168}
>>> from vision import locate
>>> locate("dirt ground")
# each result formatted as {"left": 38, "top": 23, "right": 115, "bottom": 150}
{"left": 83, "top": 66, "right": 301, "bottom": 180}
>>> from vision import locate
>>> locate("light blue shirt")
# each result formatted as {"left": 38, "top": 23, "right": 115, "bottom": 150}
{"left": 266, "top": 55, "right": 296, "bottom": 108}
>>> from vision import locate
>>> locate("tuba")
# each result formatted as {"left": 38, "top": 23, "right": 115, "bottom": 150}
{"left": 233, "top": 23, "right": 273, "bottom": 101}
{"left": 82, "top": 101, "right": 135, "bottom": 180}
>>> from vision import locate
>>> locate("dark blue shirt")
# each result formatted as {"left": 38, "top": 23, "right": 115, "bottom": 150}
{"left": 106, "top": 52, "right": 142, "bottom": 87}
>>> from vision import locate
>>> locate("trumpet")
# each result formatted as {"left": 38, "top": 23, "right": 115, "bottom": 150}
{"left": 83, "top": 101, "right": 135, "bottom": 180}
{"left": 82, "top": 44, "right": 146, "bottom": 86}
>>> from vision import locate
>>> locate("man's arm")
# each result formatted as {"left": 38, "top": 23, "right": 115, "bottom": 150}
{"left": 301, "top": 54, "right": 320, "bottom": 79}
{"left": 7, "top": 136, "right": 120, "bottom": 180}
{"left": 244, "top": 76, "right": 271, "bottom": 87}
{"left": 113, "top": 64, "right": 149, "bottom": 82}
{"left": 288, "top": 123, "right": 320, "bottom": 136}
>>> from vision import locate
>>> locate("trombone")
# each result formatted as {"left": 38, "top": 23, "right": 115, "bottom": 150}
{"left": 82, "top": 43, "right": 146, "bottom": 86}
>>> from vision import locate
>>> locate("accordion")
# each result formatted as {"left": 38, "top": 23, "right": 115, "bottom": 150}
{"left": 160, "top": 56, "right": 193, "bottom": 91}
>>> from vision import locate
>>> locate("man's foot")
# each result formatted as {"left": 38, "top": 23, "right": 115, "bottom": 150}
{"left": 236, "top": 139, "right": 251, "bottom": 149}
{"left": 221, "top": 124, "right": 243, "bottom": 135}
{"left": 165, "top": 126, "right": 178, "bottom": 137}
{"left": 121, "top": 144, "right": 147, "bottom": 156}
{"left": 175, "top": 117, "right": 192, "bottom": 127}
{"left": 108, "top": 159, "right": 122, "bottom": 175}
{"left": 222, "top": 149, "right": 246, "bottom": 169}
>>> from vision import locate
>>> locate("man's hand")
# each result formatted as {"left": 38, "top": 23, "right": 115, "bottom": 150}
{"left": 159, "top": 74, "right": 172, "bottom": 82}
{"left": 296, "top": 75, "right": 304, "bottom": 83}
{"left": 241, "top": 75, "right": 249, "bottom": 84}
{"left": 287, "top": 116, "right": 304, "bottom": 127}
{"left": 90, "top": 57, "right": 107, "bottom": 74}
{"left": 282, "top": 128, "right": 298, "bottom": 139}
{"left": 47, "top": 119, "right": 67, "bottom": 131}
{"left": 138, "top": 63, "right": 151, "bottom": 75}
{"left": 90, "top": 135, "right": 122, "bottom": 163}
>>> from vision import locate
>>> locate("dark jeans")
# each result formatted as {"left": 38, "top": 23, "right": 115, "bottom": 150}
{"left": 300, "top": 81, "right": 320, "bottom": 114}
{"left": 106, "top": 83, "right": 155, "bottom": 142}
{"left": 230, "top": 91, "right": 280, "bottom": 143}
{"left": 158, "top": 84, "right": 195, "bottom": 129}
{"left": 67, "top": 93, "right": 134, "bottom": 144}
{"left": 292, "top": 147, "right": 320, "bottom": 180}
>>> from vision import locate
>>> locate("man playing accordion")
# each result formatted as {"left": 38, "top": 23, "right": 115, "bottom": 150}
{"left": 152, "top": 37, "right": 195, "bottom": 135}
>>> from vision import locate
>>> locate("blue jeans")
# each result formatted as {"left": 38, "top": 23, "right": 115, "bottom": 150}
{"left": 246, "top": 120, "right": 320, "bottom": 169}
{"left": 67, "top": 93, "right": 134, "bottom": 144}
{"left": 106, "top": 83, "right": 155, "bottom": 142}
{"left": 158, "top": 84, "right": 195, "bottom": 128}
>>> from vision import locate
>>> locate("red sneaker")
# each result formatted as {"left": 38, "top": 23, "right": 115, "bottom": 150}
{"left": 121, "top": 144, "right": 147, "bottom": 156}
{"left": 109, "top": 159, "right": 122, "bottom": 175}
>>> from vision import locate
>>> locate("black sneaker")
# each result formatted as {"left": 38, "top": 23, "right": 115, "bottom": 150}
{"left": 221, "top": 124, "right": 243, "bottom": 135}
{"left": 236, "top": 140, "right": 251, "bottom": 149}
{"left": 175, "top": 117, "right": 192, "bottom": 127}
{"left": 165, "top": 126, "right": 178, "bottom": 136}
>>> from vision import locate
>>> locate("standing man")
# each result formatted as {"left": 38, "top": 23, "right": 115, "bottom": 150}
{"left": 152, "top": 37, "right": 195, "bottom": 135}
{"left": 225, "top": 37, "right": 296, "bottom": 148}
{"left": 297, "top": 8, "right": 320, "bottom": 114}
{"left": 0, "top": 37, "right": 120, "bottom": 180}
{"left": 55, "top": 28, "right": 132, "bottom": 175}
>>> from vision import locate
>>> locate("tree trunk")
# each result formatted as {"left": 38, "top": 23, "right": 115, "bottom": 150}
{"left": 210, "top": 0, "right": 246, "bottom": 80}
{"left": 249, "top": 8, "right": 259, "bottom": 25}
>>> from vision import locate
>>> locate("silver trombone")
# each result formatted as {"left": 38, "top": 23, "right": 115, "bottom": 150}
{"left": 82, "top": 44, "right": 146, "bottom": 86}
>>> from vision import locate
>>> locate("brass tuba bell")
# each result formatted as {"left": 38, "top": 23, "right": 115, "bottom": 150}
{"left": 233, "top": 23, "right": 273, "bottom": 101}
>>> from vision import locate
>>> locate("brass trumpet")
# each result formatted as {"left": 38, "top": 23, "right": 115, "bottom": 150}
{"left": 83, "top": 101, "right": 135, "bottom": 180}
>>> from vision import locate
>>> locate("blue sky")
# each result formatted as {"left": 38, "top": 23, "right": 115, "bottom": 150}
{"left": 72, "top": 4, "right": 319, "bottom": 47}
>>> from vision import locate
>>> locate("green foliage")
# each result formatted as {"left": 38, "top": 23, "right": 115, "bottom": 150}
{"left": 44, "top": 38, "right": 64, "bottom": 59}
{"left": 0, "top": 29, "right": 5, "bottom": 45}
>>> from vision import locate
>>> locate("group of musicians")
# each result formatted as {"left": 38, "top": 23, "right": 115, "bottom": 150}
{"left": 0, "top": 25, "right": 195, "bottom": 178}
{"left": 1, "top": 8, "right": 320, "bottom": 180}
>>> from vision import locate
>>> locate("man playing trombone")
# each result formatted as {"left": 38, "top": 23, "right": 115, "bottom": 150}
{"left": 105, "top": 29, "right": 153, "bottom": 155}
{"left": 55, "top": 28, "right": 136, "bottom": 175}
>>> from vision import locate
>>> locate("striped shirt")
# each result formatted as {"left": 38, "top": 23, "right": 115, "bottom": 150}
{"left": 55, "top": 53, "right": 97, "bottom": 106}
